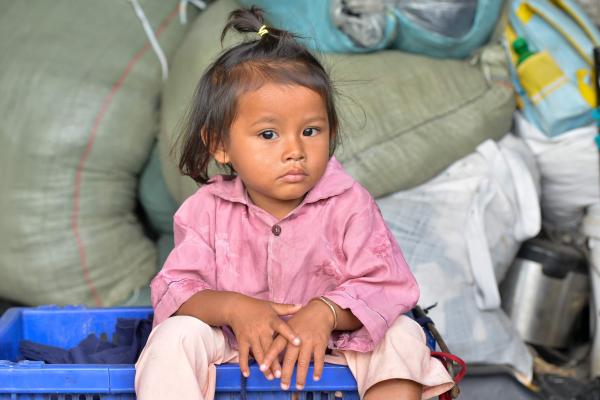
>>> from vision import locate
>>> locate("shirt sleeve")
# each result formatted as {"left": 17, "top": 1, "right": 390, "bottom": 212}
{"left": 323, "top": 189, "right": 419, "bottom": 352}
{"left": 150, "top": 193, "right": 217, "bottom": 327}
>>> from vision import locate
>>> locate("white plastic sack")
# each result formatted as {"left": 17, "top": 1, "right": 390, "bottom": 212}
{"left": 514, "top": 112, "right": 599, "bottom": 232}
{"left": 378, "top": 135, "right": 540, "bottom": 378}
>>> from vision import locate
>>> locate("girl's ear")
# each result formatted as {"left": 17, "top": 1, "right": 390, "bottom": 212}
{"left": 201, "top": 129, "right": 230, "bottom": 164}
{"left": 213, "top": 145, "right": 230, "bottom": 165}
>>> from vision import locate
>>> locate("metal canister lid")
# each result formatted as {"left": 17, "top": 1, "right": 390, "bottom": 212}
{"left": 516, "top": 238, "right": 587, "bottom": 279}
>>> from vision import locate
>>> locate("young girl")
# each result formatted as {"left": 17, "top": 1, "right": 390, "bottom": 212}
{"left": 135, "top": 7, "right": 453, "bottom": 400}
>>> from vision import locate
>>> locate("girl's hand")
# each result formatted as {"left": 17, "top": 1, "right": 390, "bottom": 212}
{"left": 226, "top": 294, "right": 302, "bottom": 380}
{"left": 261, "top": 299, "right": 335, "bottom": 391}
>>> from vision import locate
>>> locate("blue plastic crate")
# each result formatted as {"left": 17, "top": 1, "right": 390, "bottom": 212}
{"left": 0, "top": 306, "right": 435, "bottom": 399}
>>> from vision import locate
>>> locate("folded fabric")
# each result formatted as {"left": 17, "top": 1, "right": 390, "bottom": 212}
{"left": 19, "top": 317, "right": 152, "bottom": 364}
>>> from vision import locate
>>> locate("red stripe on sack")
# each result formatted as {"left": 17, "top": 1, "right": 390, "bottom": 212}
{"left": 71, "top": 6, "right": 179, "bottom": 307}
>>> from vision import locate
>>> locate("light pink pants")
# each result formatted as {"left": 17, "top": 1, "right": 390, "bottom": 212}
{"left": 135, "top": 315, "right": 453, "bottom": 400}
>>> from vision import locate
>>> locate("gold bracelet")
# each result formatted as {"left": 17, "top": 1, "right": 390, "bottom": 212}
{"left": 316, "top": 296, "right": 338, "bottom": 331}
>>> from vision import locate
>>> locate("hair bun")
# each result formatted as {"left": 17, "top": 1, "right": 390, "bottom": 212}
{"left": 221, "top": 6, "right": 266, "bottom": 43}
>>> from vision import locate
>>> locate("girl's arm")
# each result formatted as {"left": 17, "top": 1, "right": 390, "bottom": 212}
{"left": 152, "top": 193, "right": 301, "bottom": 380}
{"left": 309, "top": 296, "right": 362, "bottom": 331}
{"left": 175, "top": 289, "right": 242, "bottom": 326}
{"left": 176, "top": 289, "right": 302, "bottom": 379}
{"left": 322, "top": 192, "right": 419, "bottom": 349}
{"left": 263, "top": 187, "right": 418, "bottom": 391}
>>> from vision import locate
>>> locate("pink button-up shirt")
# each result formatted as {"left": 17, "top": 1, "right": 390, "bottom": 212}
{"left": 151, "top": 157, "right": 419, "bottom": 352}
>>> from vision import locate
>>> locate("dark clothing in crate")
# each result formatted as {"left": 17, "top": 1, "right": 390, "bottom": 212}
{"left": 19, "top": 317, "right": 152, "bottom": 364}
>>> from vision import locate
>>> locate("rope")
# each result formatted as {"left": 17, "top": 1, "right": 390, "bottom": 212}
{"left": 129, "top": 0, "right": 169, "bottom": 80}
{"left": 179, "top": 0, "right": 207, "bottom": 25}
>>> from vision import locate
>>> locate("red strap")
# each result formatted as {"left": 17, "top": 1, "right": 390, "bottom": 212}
{"left": 439, "top": 391, "right": 452, "bottom": 400}
{"left": 431, "top": 351, "right": 467, "bottom": 399}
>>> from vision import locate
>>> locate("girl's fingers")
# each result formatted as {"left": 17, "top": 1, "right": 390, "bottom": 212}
{"left": 238, "top": 340, "right": 251, "bottom": 378}
{"left": 259, "top": 335, "right": 275, "bottom": 380}
{"left": 294, "top": 344, "right": 313, "bottom": 390}
{"left": 271, "top": 318, "right": 301, "bottom": 346}
{"left": 312, "top": 344, "right": 327, "bottom": 382}
{"left": 272, "top": 357, "right": 283, "bottom": 379}
{"left": 280, "top": 343, "right": 300, "bottom": 391}
{"left": 250, "top": 337, "right": 265, "bottom": 368}
{"left": 262, "top": 335, "right": 288, "bottom": 371}
{"left": 270, "top": 302, "right": 302, "bottom": 316}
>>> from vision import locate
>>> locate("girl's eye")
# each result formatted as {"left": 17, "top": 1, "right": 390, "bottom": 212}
{"left": 302, "top": 128, "right": 319, "bottom": 137}
{"left": 259, "top": 130, "right": 278, "bottom": 140}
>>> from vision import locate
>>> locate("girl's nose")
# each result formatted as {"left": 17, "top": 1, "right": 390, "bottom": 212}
{"left": 283, "top": 136, "right": 305, "bottom": 161}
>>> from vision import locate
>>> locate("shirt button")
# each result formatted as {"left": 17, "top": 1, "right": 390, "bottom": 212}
{"left": 271, "top": 224, "right": 282, "bottom": 236}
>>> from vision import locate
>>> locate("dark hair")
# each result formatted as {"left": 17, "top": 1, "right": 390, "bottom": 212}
{"left": 178, "top": 6, "right": 340, "bottom": 184}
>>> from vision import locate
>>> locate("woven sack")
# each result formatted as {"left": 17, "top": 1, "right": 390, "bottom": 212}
{"left": 159, "top": 0, "right": 515, "bottom": 204}
{"left": 0, "top": 1, "right": 189, "bottom": 306}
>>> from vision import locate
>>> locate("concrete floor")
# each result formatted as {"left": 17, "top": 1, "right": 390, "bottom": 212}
{"left": 460, "top": 374, "right": 538, "bottom": 400}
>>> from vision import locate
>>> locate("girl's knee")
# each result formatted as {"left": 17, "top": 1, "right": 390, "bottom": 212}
{"left": 364, "top": 379, "right": 422, "bottom": 400}
{"left": 148, "top": 315, "right": 218, "bottom": 352}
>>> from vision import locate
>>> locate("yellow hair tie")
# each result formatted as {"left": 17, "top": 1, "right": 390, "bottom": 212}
{"left": 257, "top": 25, "right": 269, "bottom": 37}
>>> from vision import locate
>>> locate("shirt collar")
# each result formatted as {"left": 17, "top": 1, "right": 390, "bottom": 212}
{"left": 205, "top": 156, "right": 354, "bottom": 206}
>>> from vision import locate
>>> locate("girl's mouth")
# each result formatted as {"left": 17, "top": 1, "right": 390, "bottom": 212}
{"left": 279, "top": 170, "right": 308, "bottom": 183}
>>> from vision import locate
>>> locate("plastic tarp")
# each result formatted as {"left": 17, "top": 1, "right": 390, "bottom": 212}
{"left": 238, "top": 0, "right": 503, "bottom": 59}
{"left": 378, "top": 134, "right": 540, "bottom": 379}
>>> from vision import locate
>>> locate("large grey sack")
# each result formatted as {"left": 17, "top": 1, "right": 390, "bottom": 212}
{"left": 159, "top": 0, "right": 515, "bottom": 204}
{"left": 0, "top": 1, "right": 189, "bottom": 306}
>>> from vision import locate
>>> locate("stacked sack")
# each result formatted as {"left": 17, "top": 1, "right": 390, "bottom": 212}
{"left": 236, "top": 0, "right": 503, "bottom": 59}
{"left": 158, "top": 0, "right": 515, "bottom": 204}
{"left": 0, "top": 1, "right": 191, "bottom": 306}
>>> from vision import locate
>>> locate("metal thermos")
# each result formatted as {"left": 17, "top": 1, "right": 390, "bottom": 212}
{"left": 500, "top": 239, "right": 588, "bottom": 348}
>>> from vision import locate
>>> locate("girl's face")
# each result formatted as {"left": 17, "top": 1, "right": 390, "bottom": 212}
{"left": 214, "top": 82, "right": 331, "bottom": 220}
